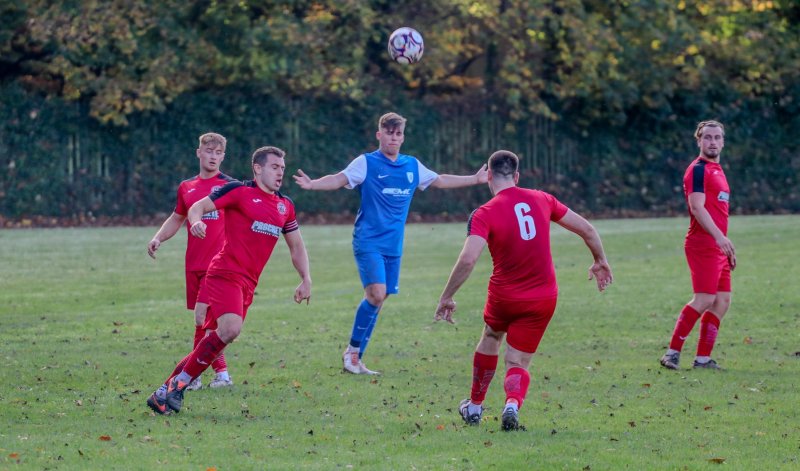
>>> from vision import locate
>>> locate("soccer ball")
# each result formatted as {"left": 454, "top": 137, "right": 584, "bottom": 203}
{"left": 388, "top": 27, "right": 424, "bottom": 64}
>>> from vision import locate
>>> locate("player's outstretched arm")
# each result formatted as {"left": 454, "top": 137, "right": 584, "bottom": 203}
{"left": 284, "top": 230, "right": 312, "bottom": 304}
{"left": 430, "top": 164, "right": 488, "bottom": 189}
{"left": 187, "top": 197, "right": 217, "bottom": 239}
{"left": 555, "top": 210, "right": 613, "bottom": 292}
{"left": 435, "top": 235, "right": 487, "bottom": 323}
{"left": 293, "top": 170, "right": 349, "bottom": 191}
{"left": 147, "top": 212, "right": 186, "bottom": 259}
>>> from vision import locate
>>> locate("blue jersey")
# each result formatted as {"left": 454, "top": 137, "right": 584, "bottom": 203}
{"left": 342, "top": 150, "right": 438, "bottom": 256}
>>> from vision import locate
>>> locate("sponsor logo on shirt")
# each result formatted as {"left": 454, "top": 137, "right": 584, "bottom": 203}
{"left": 718, "top": 191, "right": 730, "bottom": 203}
{"left": 277, "top": 201, "right": 287, "bottom": 215}
{"left": 407, "top": 172, "right": 414, "bottom": 183}
{"left": 252, "top": 198, "right": 262, "bottom": 203}
{"left": 251, "top": 220, "right": 281, "bottom": 237}
{"left": 201, "top": 210, "right": 220, "bottom": 220}
{"left": 187, "top": 188, "right": 197, "bottom": 193}
{"left": 382, "top": 188, "right": 412, "bottom": 196}
{"left": 211, "top": 185, "right": 222, "bottom": 192}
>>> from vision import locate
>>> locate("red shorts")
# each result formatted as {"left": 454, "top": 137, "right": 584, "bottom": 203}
{"left": 685, "top": 245, "right": 731, "bottom": 294}
{"left": 202, "top": 272, "right": 255, "bottom": 331}
{"left": 185, "top": 270, "right": 209, "bottom": 310}
{"left": 483, "top": 295, "right": 558, "bottom": 354}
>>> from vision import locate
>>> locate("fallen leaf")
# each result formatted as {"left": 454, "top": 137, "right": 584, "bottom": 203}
{"left": 484, "top": 440, "right": 492, "bottom": 447}
{"left": 708, "top": 457, "right": 725, "bottom": 464}
{"left": 743, "top": 336, "right": 752, "bottom": 344}
{"left": 704, "top": 406, "right": 713, "bottom": 411}
{"left": 755, "top": 431, "right": 765, "bottom": 436}
{"left": 628, "top": 421, "right": 636, "bottom": 427}
{"left": 75, "top": 400, "right": 83, "bottom": 406}
{"left": 99, "top": 435, "right": 111, "bottom": 441}
{"left": 206, "top": 468, "right": 217, "bottom": 471}
{"left": 436, "top": 424, "right": 445, "bottom": 430}
{"left": 292, "top": 380, "right": 302, "bottom": 388}
{"left": 641, "top": 383, "right": 651, "bottom": 388}
{"left": 9, "top": 453, "right": 19, "bottom": 459}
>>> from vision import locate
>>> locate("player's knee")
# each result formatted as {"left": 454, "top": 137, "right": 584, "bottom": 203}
{"left": 365, "top": 287, "right": 387, "bottom": 306}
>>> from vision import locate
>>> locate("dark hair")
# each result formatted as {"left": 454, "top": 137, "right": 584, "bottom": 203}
{"left": 252, "top": 146, "right": 286, "bottom": 167}
{"left": 488, "top": 150, "right": 519, "bottom": 178}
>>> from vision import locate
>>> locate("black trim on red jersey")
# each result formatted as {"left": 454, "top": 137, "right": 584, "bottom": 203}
{"left": 466, "top": 209, "right": 479, "bottom": 236}
{"left": 209, "top": 180, "right": 244, "bottom": 200}
{"left": 692, "top": 160, "right": 706, "bottom": 193}
{"left": 217, "top": 172, "right": 236, "bottom": 183}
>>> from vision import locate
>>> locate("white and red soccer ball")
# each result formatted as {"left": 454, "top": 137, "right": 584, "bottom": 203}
{"left": 388, "top": 27, "right": 424, "bottom": 64}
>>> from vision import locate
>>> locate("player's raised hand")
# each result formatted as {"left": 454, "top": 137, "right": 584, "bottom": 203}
{"left": 474, "top": 164, "right": 489, "bottom": 184}
{"left": 434, "top": 298, "right": 457, "bottom": 324}
{"left": 190, "top": 221, "right": 207, "bottom": 239}
{"left": 293, "top": 169, "right": 313, "bottom": 190}
{"left": 147, "top": 239, "right": 161, "bottom": 259}
{"left": 588, "top": 260, "right": 613, "bottom": 292}
{"left": 294, "top": 279, "right": 312, "bottom": 304}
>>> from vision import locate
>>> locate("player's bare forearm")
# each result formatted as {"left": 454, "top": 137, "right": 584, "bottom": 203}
{"left": 285, "top": 230, "right": 312, "bottom": 303}
{"left": 285, "top": 231, "right": 311, "bottom": 281}
{"left": 439, "top": 236, "right": 485, "bottom": 300}
{"left": 293, "top": 170, "right": 348, "bottom": 191}
{"left": 431, "top": 166, "right": 488, "bottom": 189}
{"left": 148, "top": 212, "right": 185, "bottom": 258}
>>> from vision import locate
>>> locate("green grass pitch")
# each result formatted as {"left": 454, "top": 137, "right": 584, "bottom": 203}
{"left": 1, "top": 215, "right": 799, "bottom": 469}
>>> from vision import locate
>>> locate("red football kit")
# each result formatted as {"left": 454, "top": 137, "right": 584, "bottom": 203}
{"left": 468, "top": 186, "right": 569, "bottom": 353}
{"left": 202, "top": 180, "right": 299, "bottom": 328}
{"left": 683, "top": 157, "right": 731, "bottom": 293}
{"left": 174, "top": 173, "right": 233, "bottom": 308}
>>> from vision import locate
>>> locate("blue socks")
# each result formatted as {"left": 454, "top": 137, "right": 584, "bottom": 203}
{"left": 349, "top": 299, "right": 380, "bottom": 357}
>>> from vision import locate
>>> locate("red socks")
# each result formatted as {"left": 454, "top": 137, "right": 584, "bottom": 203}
{"left": 504, "top": 367, "right": 531, "bottom": 408}
{"left": 182, "top": 331, "right": 228, "bottom": 379}
{"left": 194, "top": 326, "right": 228, "bottom": 374}
{"left": 696, "top": 311, "right": 721, "bottom": 357}
{"left": 669, "top": 305, "right": 701, "bottom": 351}
{"left": 470, "top": 352, "right": 498, "bottom": 405}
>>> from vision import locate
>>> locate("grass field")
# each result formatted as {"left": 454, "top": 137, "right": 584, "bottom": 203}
{"left": 1, "top": 215, "right": 799, "bottom": 470}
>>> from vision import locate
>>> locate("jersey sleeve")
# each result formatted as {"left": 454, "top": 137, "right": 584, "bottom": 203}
{"left": 685, "top": 163, "right": 705, "bottom": 194}
{"left": 209, "top": 181, "right": 244, "bottom": 209}
{"left": 416, "top": 159, "right": 440, "bottom": 190}
{"left": 342, "top": 155, "right": 367, "bottom": 189}
{"left": 544, "top": 192, "right": 569, "bottom": 221}
{"left": 174, "top": 183, "right": 188, "bottom": 216}
{"left": 282, "top": 197, "right": 299, "bottom": 234}
{"left": 466, "top": 208, "right": 490, "bottom": 241}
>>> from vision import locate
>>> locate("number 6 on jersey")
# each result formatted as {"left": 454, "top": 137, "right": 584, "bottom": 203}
{"left": 514, "top": 202, "right": 536, "bottom": 240}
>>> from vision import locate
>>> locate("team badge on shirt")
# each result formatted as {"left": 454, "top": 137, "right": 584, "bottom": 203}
{"left": 277, "top": 201, "right": 287, "bottom": 215}
{"left": 407, "top": 172, "right": 414, "bottom": 183}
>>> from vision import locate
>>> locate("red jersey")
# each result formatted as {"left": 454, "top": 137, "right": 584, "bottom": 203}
{"left": 207, "top": 181, "right": 299, "bottom": 286}
{"left": 174, "top": 173, "right": 233, "bottom": 271}
{"left": 683, "top": 157, "right": 730, "bottom": 248}
{"left": 468, "top": 186, "right": 569, "bottom": 301}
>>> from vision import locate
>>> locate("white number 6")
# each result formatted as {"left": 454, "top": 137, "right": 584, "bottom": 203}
{"left": 514, "top": 202, "right": 536, "bottom": 240}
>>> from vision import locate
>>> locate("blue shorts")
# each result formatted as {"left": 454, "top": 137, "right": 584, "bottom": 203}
{"left": 354, "top": 251, "right": 401, "bottom": 294}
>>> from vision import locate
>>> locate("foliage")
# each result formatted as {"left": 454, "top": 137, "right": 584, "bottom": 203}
{"left": 0, "top": 1, "right": 798, "bottom": 218}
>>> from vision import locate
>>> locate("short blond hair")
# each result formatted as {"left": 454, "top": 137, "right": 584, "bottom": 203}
{"left": 378, "top": 112, "right": 407, "bottom": 131}
{"left": 198, "top": 132, "right": 227, "bottom": 150}
{"left": 694, "top": 120, "right": 725, "bottom": 140}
